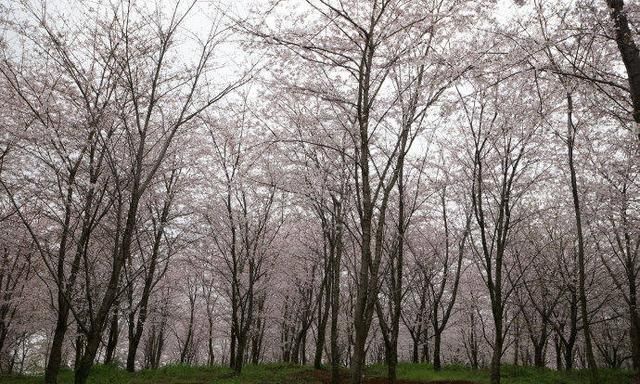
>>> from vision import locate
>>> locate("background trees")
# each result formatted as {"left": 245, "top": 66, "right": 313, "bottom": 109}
{"left": 0, "top": 0, "right": 639, "bottom": 383}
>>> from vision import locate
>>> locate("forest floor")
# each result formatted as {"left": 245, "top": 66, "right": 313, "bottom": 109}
{"left": 0, "top": 362, "right": 634, "bottom": 384}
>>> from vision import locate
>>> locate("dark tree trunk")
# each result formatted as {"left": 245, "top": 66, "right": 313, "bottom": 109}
{"left": 208, "top": 316, "right": 215, "bottom": 366}
{"left": 533, "top": 342, "right": 545, "bottom": 368}
{"left": 513, "top": 317, "right": 520, "bottom": 366}
{"left": 74, "top": 333, "right": 85, "bottom": 370}
{"left": 630, "top": 287, "right": 640, "bottom": 372}
{"left": 74, "top": 327, "right": 104, "bottom": 384}
{"left": 555, "top": 335, "right": 563, "bottom": 370}
{"left": 433, "top": 332, "right": 442, "bottom": 371}
{"left": 421, "top": 326, "right": 430, "bottom": 364}
{"left": 148, "top": 321, "right": 166, "bottom": 369}
{"left": 104, "top": 306, "right": 119, "bottom": 364}
{"left": 351, "top": 247, "right": 372, "bottom": 384}
{"left": 234, "top": 333, "right": 246, "bottom": 373}
{"left": 44, "top": 309, "right": 69, "bottom": 384}
{"left": 565, "top": 344, "right": 574, "bottom": 371}
{"left": 605, "top": 0, "right": 640, "bottom": 126}
{"left": 566, "top": 92, "right": 599, "bottom": 383}
{"left": 564, "top": 289, "right": 579, "bottom": 371}
{"left": 180, "top": 293, "right": 196, "bottom": 365}
{"left": 490, "top": 312, "right": 504, "bottom": 384}
{"left": 229, "top": 323, "right": 237, "bottom": 369}
{"left": 314, "top": 273, "right": 331, "bottom": 369}
{"left": 251, "top": 318, "right": 265, "bottom": 365}
{"left": 470, "top": 335, "right": 478, "bottom": 370}
{"left": 301, "top": 331, "right": 307, "bottom": 364}
{"left": 387, "top": 347, "right": 398, "bottom": 383}
{"left": 330, "top": 198, "right": 344, "bottom": 384}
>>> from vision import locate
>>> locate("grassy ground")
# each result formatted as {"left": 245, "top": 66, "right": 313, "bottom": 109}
{"left": 0, "top": 362, "right": 634, "bottom": 384}
{"left": 0, "top": 364, "right": 312, "bottom": 384}
{"left": 368, "top": 363, "right": 634, "bottom": 384}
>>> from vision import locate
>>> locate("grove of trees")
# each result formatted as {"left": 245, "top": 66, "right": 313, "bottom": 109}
{"left": 0, "top": 1, "right": 639, "bottom": 384}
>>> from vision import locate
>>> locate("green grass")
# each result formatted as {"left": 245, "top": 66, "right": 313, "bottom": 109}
{"left": 0, "top": 364, "right": 315, "bottom": 384}
{"left": 368, "top": 363, "right": 483, "bottom": 382}
{"left": 366, "top": 362, "right": 634, "bottom": 384}
{"left": 0, "top": 363, "right": 633, "bottom": 384}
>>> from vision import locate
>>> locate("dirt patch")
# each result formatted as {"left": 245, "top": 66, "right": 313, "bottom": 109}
{"left": 304, "top": 369, "right": 478, "bottom": 384}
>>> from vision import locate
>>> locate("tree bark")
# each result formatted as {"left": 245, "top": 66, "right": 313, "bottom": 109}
{"left": 605, "top": 0, "right": 640, "bottom": 126}
{"left": 331, "top": 198, "right": 344, "bottom": 384}
{"left": 104, "top": 306, "right": 119, "bottom": 364}
{"left": 489, "top": 309, "right": 504, "bottom": 384}
{"left": 566, "top": 92, "right": 599, "bottom": 383}
{"left": 433, "top": 332, "right": 442, "bottom": 371}
{"left": 554, "top": 334, "right": 563, "bottom": 370}
{"left": 314, "top": 267, "right": 331, "bottom": 369}
{"left": 44, "top": 311, "right": 69, "bottom": 384}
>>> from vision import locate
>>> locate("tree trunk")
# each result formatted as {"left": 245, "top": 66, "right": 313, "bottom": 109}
{"left": 251, "top": 320, "right": 264, "bottom": 365}
{"left": 153, "top": 322, "right": 165, "bottom": 369}
{"left": 74, "top": 333, "right": 85, "bottom": 370}
{"left": 566, "top": 92, "right": 599, "bottom": 383}
{"left": 74, "top": 329, "right": 103, "bottom": 384}
{"left": 513, "top": 317, "right": 520, "bottom": 366}
{"left": 44, "top": 309, "right": 69, "bottom": 384}
{"left": 433, "top": 331, "right": 442, "bottom": 371}
{"left": 421, "top": 326, "right": 430, "bottom": 364}
{"left": 126, "top": 328, "right": 145, "bottom": 371}
{"left": 234, "top": 334, "right": 246, "bottom": 373}
{"left": 126, "top": 310, "right": 138, "bottom": 371}
{"left": 180, "top": 297, "right": 196, "bottom": 365}
{"left": 208, "top": 316, "right": 215, "bottom": 366}
{"left": 229, "top": 324, "right": 237, "bottom": 369}
{"left": 555, "top": 335, "right": 563, "bottom": 370}
{"left": 490, "top": 326, "right": 503, "bottom": 384}
{"left": 104, "top": 307, "right": 119, "bottom": 364}
{"left": 605, "top": 0, "right": 640, "bottom": 126}
{"left": 564, "top": 342, "right": 574, "bottom": 371}
{"left": 292, "top": 330, "right": 302, "bottom": 364}
{"left": 563, "top": 289, "right": 579, "bottom": 371}
{"left": 629, "top": 278, "right": 640, "bottom": 372}
{"left": 387, "top": 347, "right": 397, "bottom": 384}
{"left": 331, "top": 199, "right": 344, "bottom": 384}
{"left": 534, "top": 342, "right": 545, "bottom": 368}
{"left": 301, "top": 330, "right": 308, "bottom": 364}
{"left": 350, "top": 338, "right": 366, "bottom": 384}
{"left": 314, "top": 277, "right": 331, "bottom": 369}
